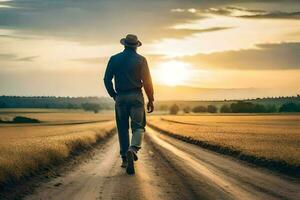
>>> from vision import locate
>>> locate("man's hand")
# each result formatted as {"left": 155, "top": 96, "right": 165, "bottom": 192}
{"left": 147, "top": 101, "right": 154, "bottom": 113}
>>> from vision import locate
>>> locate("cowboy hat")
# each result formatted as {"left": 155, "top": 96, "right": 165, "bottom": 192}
{"left": 120, "top": 34, "right": 142, "bottom": 48}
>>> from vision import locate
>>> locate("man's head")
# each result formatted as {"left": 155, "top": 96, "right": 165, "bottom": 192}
{"left": 120, "top": 34, "right": 142, "bottom": 49}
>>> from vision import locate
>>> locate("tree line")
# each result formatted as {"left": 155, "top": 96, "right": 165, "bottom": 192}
{"left": 1, "top": 95, "right": 300, "bottom": 114}
{"left": 169, "top": 101, "right": 300, "bottom": 115}
{"left": 0, "top": 96, "right": 113, "bottom": 113}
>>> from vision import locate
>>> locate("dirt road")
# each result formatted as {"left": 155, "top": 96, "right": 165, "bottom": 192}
{"left": 26, "top": 126, "right": 300, "bottom": 200}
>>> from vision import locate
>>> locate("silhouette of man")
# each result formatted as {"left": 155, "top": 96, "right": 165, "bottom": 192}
{"left": 104, "top": 34, "right": 154, "bottom": 174}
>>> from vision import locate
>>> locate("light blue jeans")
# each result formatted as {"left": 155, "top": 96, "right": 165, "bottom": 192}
{"left": 115, "top": 91, "right": 146, "bottom": 159}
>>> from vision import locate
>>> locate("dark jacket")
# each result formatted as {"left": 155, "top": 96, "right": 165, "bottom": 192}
{"left": 103, "top": 48, "right": 154, "bottom": 101}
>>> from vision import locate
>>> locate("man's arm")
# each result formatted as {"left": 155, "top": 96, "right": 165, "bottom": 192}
{"left": 141, "top": 57, "right": 154, "bottom": 112}
{"left": 103, "top": 57, "right": 117, "bottom": 99}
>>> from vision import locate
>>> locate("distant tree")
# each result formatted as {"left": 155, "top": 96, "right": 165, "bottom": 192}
{"left": 0, "top": 101, "right": 7, "bottom": 108}
{"left": 264, "top": 104, "right": 277, "bottom": 113}
{"left": 81, "top": 103, "right": 101, "bottom": 113}
{"left": 220, "top": 104, "right": 231, "bottom": 113}
{"left": 192, "top": 106, "right": 207, "bottom": 113}
{"left": 0, "top": 96, "right": 113, "bottom": 110}
{"left": 159, "top": 104, "right": 169, "bottom": 111}
{"left": 169, "top": 104, "right": 179, "bottom": 115}
{"left": 253, "top": 104, "right": 266, "bottom": 113}
{"left": 13, "top": 116, "right": 40, "bottom": 123}
{"left": 66, "top": 103, "right": 78, "bottom": 109}
{"left": 207, "top": 105, "right": 217, "bottom": 113}
{"left": 231, "top": 101, "right": 253, "bottom": 113}
{"left": 279, "top": 103, "right": 300, "bottom": 112}
{"left": 229, "top": 101, "right": 277, "bottom": 113}
{"left": 183, "top": 106, "right": 191, "bottom": 113}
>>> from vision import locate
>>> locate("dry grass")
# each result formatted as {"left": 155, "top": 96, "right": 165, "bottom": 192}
{"left": 148, "top": 115, "right": 300, "bottom": 168}
{"left": 0, "top": 109, "right": 115, "bottom": 186}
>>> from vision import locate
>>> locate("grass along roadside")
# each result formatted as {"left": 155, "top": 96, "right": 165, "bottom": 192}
{"left": 0, "top": 121, "right": 116, "bottom": 192}
{"left": 148, "top": 115, "right": 300, "bottom": 178}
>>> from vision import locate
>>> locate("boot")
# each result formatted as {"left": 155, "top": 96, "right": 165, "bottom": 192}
{"left": 121, "top": 157, "right": 127, "bottom": 168}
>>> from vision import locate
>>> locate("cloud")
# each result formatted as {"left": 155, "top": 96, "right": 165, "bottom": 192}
{"left": 0, "top": 53, "right": 16, "bottom": 60}
{"left": 181, "top": 42, "right": 300, "bottom": 70}
{"left": 206, "top": 6, "right": 300, "bottom": 19}
{"left": 206, "top": 6, "right": 264, "bottom": 16}
{"left": 16, "top": 56, "right": 39, "bottom": 62}
{"left": 0, "top": 53, "right": 38, "bottom": 62}
{"left": 165, "top": 26, "right": 233, "bottom": 39}
{"left": 71, "top": 57, "right": 108, "bottom": 65}
{"left": 241, "top": 11, "right": 300, "bottom": 19}
{"left": 0, "top": 34, "right": 33, "bottom": 40}
{"left": 0, "top": 0, "right": 204, "bottom": 45}
{"left": 171, "top": 8, "right": 198, "bottom": 13}
{"left": 0, "top": 0, "right": 14, "bottom": 9}
{"left": 171, "top": 8, "right": 185, "bottom": 13}
{"left": 1, "top": 0, "right": 299, "bottom": 45}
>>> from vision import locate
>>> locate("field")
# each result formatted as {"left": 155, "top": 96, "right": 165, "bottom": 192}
{"left": 0, "top": 109, "right": 115, "bottom": 187}
{"left": 1, "top": 109, "right": 300, "bottom": 199}
{"left": 1, "top": 109, "right": 299, "bottom": 192}
{"left": 148, "top": 115, "right": 300, "bottom": 172}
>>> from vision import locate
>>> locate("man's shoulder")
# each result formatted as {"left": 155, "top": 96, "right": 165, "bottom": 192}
{"left": 135, "top": 53, "right": 147, "bottom": 61}
{"left": 110, "top": 52, "right": 123, "bottom": 60}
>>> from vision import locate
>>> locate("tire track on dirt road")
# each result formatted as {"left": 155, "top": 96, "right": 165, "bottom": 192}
{"left": 25, "top": 134, "right": 197, "bottom": 200}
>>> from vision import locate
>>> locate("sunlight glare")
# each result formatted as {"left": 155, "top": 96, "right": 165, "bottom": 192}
{"left": 156, "top": 61, "right": 191, "bottom": 86}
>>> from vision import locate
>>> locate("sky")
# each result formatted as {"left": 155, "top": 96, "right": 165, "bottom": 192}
{"left": 0, "top": 0, "right": 300, "bottom": 100}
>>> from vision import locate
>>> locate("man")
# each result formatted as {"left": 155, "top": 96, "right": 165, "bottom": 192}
{"left": 104, "top": 34, "right": 154, "bottom": 174}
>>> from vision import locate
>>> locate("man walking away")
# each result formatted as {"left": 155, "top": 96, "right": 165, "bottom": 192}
{"left": 103, "top": 34, "right": 154, "bottom": 174}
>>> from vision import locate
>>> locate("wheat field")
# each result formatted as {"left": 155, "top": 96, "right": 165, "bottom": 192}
{"left": 0, "top": 109, "right": 115, "bottom": 186}
{"left": 148, "top": 115, "right": 300, "bottom": 167}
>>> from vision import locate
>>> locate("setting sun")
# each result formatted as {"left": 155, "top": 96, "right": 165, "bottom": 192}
{"left": 156, "top": 61, "right": 191, "bottom": 86}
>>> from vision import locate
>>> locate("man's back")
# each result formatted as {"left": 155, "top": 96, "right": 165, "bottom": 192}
{"left": 110, "top": 48, "right": 144, "bottom": 92}
{"left": 104, "top": 47, "right": 154, "bottom": 102}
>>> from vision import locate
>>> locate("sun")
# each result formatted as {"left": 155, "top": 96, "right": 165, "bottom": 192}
{"left": 156, "top": 61, "right": 191, "bottom": 86}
